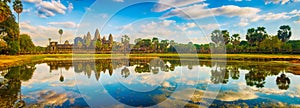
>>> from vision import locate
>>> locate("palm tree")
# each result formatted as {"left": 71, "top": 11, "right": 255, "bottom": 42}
{"left": 277, "top": 25, "right": 292, "bottom": 42}
{"left": 221, "top": 30, "right": 230, "bottom": 45}
{"left": 58, "top": 29, "right": 63, "bottom": 44}
{"left": 13, "top": 0, "right": 22, "bottom": 54}
{"left": 59, "top": 68, "right": 64, "bottom": 82}
{"left": 231, "top": 34, "right": 241, "bottom": 52}
{"left": 211, "top": 29, "right": 223, "bottom": 47}
{"left": 13, "top": 0, "right": 22, "bottom": 24}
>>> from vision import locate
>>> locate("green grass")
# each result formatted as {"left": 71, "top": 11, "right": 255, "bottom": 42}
{"left": 0, "top": 53, "right": 299, "bottom": 69}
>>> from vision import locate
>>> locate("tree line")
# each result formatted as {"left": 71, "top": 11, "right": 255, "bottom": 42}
{"left": 0, "top": 0, "right": 46, "bottom": 55}
{"left": 127, "top": 25, "right": 299, "bottom": 54}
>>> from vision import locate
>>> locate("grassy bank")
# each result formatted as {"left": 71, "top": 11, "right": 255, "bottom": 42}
{"left": 0, "top": 54, "right": 300, "bottom": 69}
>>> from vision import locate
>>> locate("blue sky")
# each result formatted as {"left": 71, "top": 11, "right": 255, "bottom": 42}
{"left": 13, "top": 0, "right": 300, "bottom": 46}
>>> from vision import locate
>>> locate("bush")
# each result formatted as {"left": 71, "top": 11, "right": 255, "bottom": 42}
{"left": 8, "top": 41, "right": 19, "bottom": 55}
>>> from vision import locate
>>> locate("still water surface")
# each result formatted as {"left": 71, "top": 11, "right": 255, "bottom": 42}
{"left": 0, "top": 58, "right": 300, "bottom": 107}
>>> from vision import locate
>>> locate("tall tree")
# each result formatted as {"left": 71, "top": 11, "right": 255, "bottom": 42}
{"left": 160, "top": 40, "right": 169, "bottom": 52}
{"left": 221, "top": 30, "right": 230, "bottom": 45}
{"left": 277, "top": 25, "right": 292, "bottom": 42}
{"left": 13, "top": 0, "right": 22, "bottom": 24}
{"left": 13, "top": 0, "right": 22, "bottom": 54}
{"left": 152, "top": 37, "right": 159, "bottom": 52}
{"left": 231, "top": 34, "right": 241, "bottom": 52}
{"left": 246, "top": 28, "right": 256, "bottom": 46}
{"left": 246, "top": 27, "right": 268, "bottom": 46}
{"left": 256, "top": 27, "right": 268, "bottom": 45}
{"left": 211, "top": 30, "right": 224, "bottom": 47}
{"left": 58, "top": 29, "right": 63, "bottom": 44}
{"left": 121, "top": 35, "right": 130, "bottom": 55}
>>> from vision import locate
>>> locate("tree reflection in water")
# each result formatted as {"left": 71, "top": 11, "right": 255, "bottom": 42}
{"left": 276, "top": 73, "right": 291, "bottom": 90}
{"left": 59, "top": 68, "right": 64, "bottom": 82}
{"left": 0, "top": 64, "right": 35, "bottom": 108}
{"left": 0, "top": 59, "right": 297, "bottom": 107}
{"left": 121, "top": 67, "right": 130, "bottom": 78}
{"left": 46, "top": 59, "right": 293, "bottom": 90}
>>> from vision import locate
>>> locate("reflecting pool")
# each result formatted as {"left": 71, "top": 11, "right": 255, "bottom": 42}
{"left": 0, "top": 58, "right": 300, "bottom": 107}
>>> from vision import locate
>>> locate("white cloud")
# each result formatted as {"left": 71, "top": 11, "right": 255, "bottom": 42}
{"left": 27, "top": 0, "right": 69, "bottom": 18}
{"left": 238, "top": 9, "right": 299, "bottom": 27}
{"left": 67, "top": 2, "right": 74, "bottom": 13}
{"left": 186, "top": 22, "right": 196, "bottom": 28}
{"left": 20, "top": 21, "right": 75, "bottom": 46}
{"left": 37, "top": 0, "right": 67, "bottom": 14}
{"left": 294, "top": 19, "right": 300, "bottom": 23}
{"left": 23, "top": 0, "right": 41, "bottom": 3}
{"left": 290, "top": 9, "right": 300, "bottom": 17}
{"left": 250, "top": 12, "right": 291, "bottom": 22}
{"left": 199, "top": 23, "right": 222, "bottom": 30}
{"left": 216, "top": 90, "right": 258, "bottom": 101}
{"left": 22, "top": 8, "right": 32, "bottom": 13}
{"left": 239, "top": 18, "right": 249, "bottom": 26}
{"left": 117, "top": 20, "right": 208, "bottom": 44}
{"left": 36, "top": 7, "right": 55, "bottom": 18}
{"left": 113, "top": 0, "right": 124, "bottom": 2}
{"left": 264, "top": 0, "right": 296, "bottom": 4}
{"left": 153, "top": 0, "right": 205, "bottom": 12}
{"left": 48, "top": 21, "right": 78, "bottom": 29}
{"left": 162, "top": 20, "right": 176, "bottom": 26}
{"left": 176, "top": 22, "right": 197, "bottom": 31}
{"left": 162, "top": 4, "right": 260, "bottom": 19}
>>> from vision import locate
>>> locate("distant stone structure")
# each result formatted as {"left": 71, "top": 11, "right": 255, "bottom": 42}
{"left": 73, "top": 29, "right": 115, "bottom": 53}
{"left": 47, "top": 29, "right": 116, "bottom": 54}
{"left": 47, "top": 40, "right": 73, "bottom": 53}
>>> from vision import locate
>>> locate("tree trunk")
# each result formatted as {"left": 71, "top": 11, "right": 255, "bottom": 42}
{"left": 18, "top": 13, "right": 20, "bottom": 55}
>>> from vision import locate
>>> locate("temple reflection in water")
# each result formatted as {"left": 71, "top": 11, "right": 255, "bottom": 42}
{"left": 0, "top": 58, "right": 299, "bottom": 107}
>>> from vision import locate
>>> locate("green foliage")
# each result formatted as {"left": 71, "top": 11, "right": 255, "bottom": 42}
{"left": 0, "top": 38, "right": 7, "bottom": 52}
{"left": 58, "top": 29, "right": 63, "bottom": 35}
{"left": 287, "top": 40, "right": 300, "bottom": 52}
{"left": 77, "top": 41, "right": 83, "bottom": 48}
{"left": 277, "top": 25, "right": 292, "bottom": 42}
{"left": 222, "top": 30, "right": 230, "bottom": 45}
{"left": 95, "top": 40, "right": 101, "bottom": 49}
{"left": 246, "top": 27, "right": 268, "bottom": 46}
{"left": 0, "top": 1, "right": 12, "bottom": 23}
{"left": 20, "top": 34, "right": 35, "bottom": 52}
{"left": 121, "top": 35, "right": 130, "bottom": 53}
{"left": 13, "top": 0, "right": 23, "bottom": 14}
{"left": 7, "top": 41, "right": 19, "bottom": 55}
{"left": 259, "top": 36, "right": 282, "bottom": 53}
{"left": 85, "top": 39, "right": 91, "bottom": 47}
{"left": 211, "top": 30, "right": 223, "bottom": 46}
{"left": 0, "top": 15, "right": 19, "bottom": 42}
{"left": 35, "top": 46, "right": 46, "bottom": 52}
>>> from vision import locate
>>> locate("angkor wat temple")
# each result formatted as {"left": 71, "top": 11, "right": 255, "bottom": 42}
{"left": 47, "top": 29, "right": 116, "bottom": 54}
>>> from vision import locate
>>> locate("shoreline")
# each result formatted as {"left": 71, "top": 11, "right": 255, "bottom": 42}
{"left": 0, "top": 54, "right": 300, "bottom": 69}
